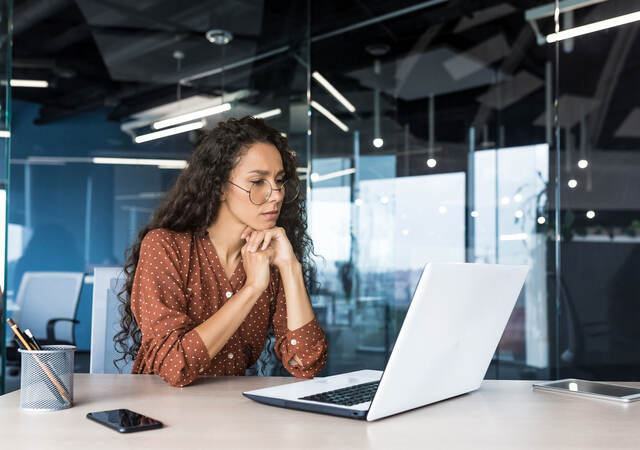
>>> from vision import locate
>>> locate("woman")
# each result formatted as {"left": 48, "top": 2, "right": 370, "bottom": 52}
{"left": 115, "top": 116, "right": 328, "bottom": 387}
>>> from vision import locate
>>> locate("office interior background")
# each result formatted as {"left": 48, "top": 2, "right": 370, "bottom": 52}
{"left": 1, "top": 0, "right": 639, "bottom": 393}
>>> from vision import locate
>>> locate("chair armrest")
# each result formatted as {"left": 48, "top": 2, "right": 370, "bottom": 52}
{"left": 46, "top": 318, "right": 80, "bottom": 343}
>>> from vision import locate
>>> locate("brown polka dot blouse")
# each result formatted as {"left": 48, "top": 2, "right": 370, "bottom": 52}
{"left": 131, "top": 228, "right": 328, "bottom": 387}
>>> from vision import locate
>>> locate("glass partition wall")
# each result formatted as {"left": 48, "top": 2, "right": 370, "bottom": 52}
{"left": 552, "top": 0, "right": 640, "bottom": 380}
{"left": 0, "top": 0, "right": 10, "bottom": 392}
{"left": 308, "top": 1, "right": 554, "bottom": 379}
{"left": 3, "top": 0, "right": 640, "bottom": 392}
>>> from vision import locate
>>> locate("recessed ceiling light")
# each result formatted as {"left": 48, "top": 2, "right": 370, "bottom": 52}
{"left": 206, "top": 29, "right": 233, "bottom": 45}
{"left": 365, "top": 43, "right": 391, "bottom": 56}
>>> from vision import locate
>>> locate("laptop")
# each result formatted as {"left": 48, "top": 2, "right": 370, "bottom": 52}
{"left": 244, "top": 262, "right": 529, "bottom": 421}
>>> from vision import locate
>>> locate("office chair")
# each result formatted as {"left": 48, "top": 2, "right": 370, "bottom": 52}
{"left": 13, "top": 271, "right": 85, "bottom": 344}
{"left": 90, "top": 267, "right": 133, "bottom": 374}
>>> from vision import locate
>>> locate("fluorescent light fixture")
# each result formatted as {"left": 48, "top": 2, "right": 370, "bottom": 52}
{"left": 0, "top": 130, "right": 10, "bottom": 138}
{"left": 312, "top": 71, "right": 356, "bottom": 113}
{"left": 546, "top": 11, "right": 640, "bottom": 43}
{"left": 92, "top": 157, "right": 188, "bottom": 168}
{"left": 253, "top": 108, "right": 282, "bottom": 119}
{"left": 310, "top": 100, "right": 349, "bottom": 132}
{"left": 310, "top": 168, "right": 356, "bottom": 183}
{"left": 135, "top": 121, "right": 204, "bottom": 143}
{"left": 500, "top": 233, "right": 528, "bottom": 241}
{"left": 152, "top": 103, "right": 230, "bottom": 129}
{"left": 10, "top": 79, "right": 49, "bottom": 88}
{"left": 373, "top": 137, "right": 384, "bottom": 148}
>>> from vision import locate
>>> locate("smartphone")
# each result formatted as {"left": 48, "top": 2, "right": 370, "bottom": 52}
{"left": 533, "top": 379, "right": 640, "bottom": 403}
{"left": 87, "top": 409, "right": 163, "bottom": 433}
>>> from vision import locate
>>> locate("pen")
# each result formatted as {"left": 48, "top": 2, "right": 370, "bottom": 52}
{"left": 7, "top": 318, "right": 72, "bottom": 404}
{"left": 24, "top": 329, "right": 42, "bottom": 350}
{"left": 13, "top": 337, "right": 27, "bottom": 350}
{"left": 23, "top": 327, "right": 69, "bottom": 400}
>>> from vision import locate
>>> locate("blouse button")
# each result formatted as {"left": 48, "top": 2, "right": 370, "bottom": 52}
{"left": 291, "top": 339, "right": 297, "bottom": 345}
{"left": 225, "top": 291, "right": 232, "bottom": 298}
{"left": 228, "top": 353, "right": 234, "bottom": 359}
{"left": 199, "top": 367, "right": 204, "bottom": 373}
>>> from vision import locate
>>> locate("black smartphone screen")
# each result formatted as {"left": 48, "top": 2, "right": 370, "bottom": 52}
{"left": 87, "top": 409, "right": 163, "bottom": 433}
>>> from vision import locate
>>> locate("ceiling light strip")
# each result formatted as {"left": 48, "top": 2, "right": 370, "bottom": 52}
{"left": 9, "top": 79, "right": 49, "bottom": 88}
{"left": 312, "top": 72, "right": 356, "bottom": 113}
{"left": 253, "top": 108, "right": 282, "bottom": 119}
{"left": 311, "top": 168, "right": 356, "bottom": 183}
{"left": 152, "top": 103, "right": 230, "bottom": 130}
{"left": 310, "top": 100, "right": 349, "bottom": 132}
{"left": 92, "top": 157, "right": 188, "bottom": 168}
{"left": 135, "top": 121, "right": 204, "bottom": 143}
{"left": 546, "top": 10, "right": 640, "bottom": 43}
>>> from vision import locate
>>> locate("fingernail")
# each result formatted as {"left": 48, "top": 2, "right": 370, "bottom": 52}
{"left": 261, "top": 243, "right": 267, "bottom": 250}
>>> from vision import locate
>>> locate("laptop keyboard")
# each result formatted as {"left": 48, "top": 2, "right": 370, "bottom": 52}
{"left": 300, "top": 381, "right": 379, "bottom": 407}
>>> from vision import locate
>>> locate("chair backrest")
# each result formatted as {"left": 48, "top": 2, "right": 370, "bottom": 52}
{"left": 14, "top": 271, "right": 85, "bottom": 343}
{"left": 90, "top": 267, "right": 133, "bottom": 374}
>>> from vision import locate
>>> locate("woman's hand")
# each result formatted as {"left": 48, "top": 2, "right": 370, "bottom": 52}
{"left": 241, "top": 241, "right": 274, "bottom": 294}
{"left": 240, "top": 225, "right": 298, "bottom": 270}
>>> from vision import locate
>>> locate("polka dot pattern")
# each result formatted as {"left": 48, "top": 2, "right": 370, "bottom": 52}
{"left": 130, "top": 228, "right": 328, "bottom": 387}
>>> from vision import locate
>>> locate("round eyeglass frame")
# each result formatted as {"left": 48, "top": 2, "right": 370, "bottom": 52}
{"left": 228, "top": 178, "right": 299, "bottom": 205}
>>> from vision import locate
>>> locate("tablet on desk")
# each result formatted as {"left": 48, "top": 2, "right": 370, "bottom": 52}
{"left": 533, "top": 379, "right": 640, "bottom": 403}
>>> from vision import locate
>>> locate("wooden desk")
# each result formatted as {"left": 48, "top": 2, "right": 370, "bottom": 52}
{"left": 1, "top": 374, "right": 639, "bottom": 449}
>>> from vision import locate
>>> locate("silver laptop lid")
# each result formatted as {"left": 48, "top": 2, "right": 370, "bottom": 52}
{"left": 367, "top": 263, "right": 528, "bottom": 421}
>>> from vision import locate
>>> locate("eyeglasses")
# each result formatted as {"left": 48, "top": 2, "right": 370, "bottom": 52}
{"left": 228, "top": 178, "right": 300, "bottom": 205}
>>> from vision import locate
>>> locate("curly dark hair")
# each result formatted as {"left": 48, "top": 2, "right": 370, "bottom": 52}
{"left": 114, "top": 116, "right": 319, "bottom": 373}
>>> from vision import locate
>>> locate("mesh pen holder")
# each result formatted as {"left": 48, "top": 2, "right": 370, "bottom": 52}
{"left": 18, "top": 345, "right": 76, "bottom": 411}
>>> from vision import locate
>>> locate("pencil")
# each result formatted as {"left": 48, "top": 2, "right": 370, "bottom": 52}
{"left": 7, "top": 318, "right": 72, "bottom": 404}
{"left": 22, "top": 328, "right": 67, "bottom": 396}
{"left": 10, "top": 335, "right": 68, "bottom": 404}
{"left": 7, "top": 318, "right": 34, "bottom": 350}
{"left": 13, "top": 337, "right": 27, "bottom": 350}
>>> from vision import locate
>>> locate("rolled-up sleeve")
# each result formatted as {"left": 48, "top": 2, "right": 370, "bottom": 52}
{"left": 271, "top": 269, "right": 328, "bottom": 378}
{"left": 131, "top": 230, "right": 209, "bottom": 387}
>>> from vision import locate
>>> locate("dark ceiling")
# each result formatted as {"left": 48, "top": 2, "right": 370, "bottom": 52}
{"left": 10, "top": 0, "right": 640, "bottom": 153}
